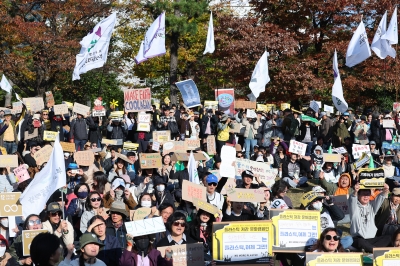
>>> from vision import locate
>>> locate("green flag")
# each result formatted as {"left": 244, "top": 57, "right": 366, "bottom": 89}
{"left": 301, "top": 115, "right": 319, "bottom": 124}
{"left": 369, "top": 155, "right": 374, "bottom": 169}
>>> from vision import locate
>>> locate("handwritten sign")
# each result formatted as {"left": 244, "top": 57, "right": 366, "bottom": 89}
{"left": 124, "top": 88, "right": 152, "bottom": 112}
{"left": 322, "top": 153, "right": 341, "bottom": 163}
{"left": 22, "top": 229, "right": 49, "bottom": 256}
{"left": 235, "top": 101, "right": 256, "bottom": 109}
{"left": 352, "top": 144, "right": 370, "bottom": 159}
{"left": 206, "top": 135, "right": 216, "bottom": 154}
{"left": 226, "top": 187, "right": 266, "bottom": 202}
{"left": 33, "top": 145, "right": 53, "bottom": 166}
{"left": 281, "top": 103, "right": 291, "bottom": 110}
{"left": 162, "top": 141, "right": 185, "bottom": 155}
{"left": 0, "top": 155, "right": 18, "bottom": 168}
{"left": 306, "top": 252, "right": 362, "bottom": 266}
{"left": 123, "top": 142, "right": 139, "bottom": 151}
{"left": 184, "top": 139, "right": 200, "bottom": 150}
{"left": 158, "top": 244, "right": 204, "bottom": 266}
{"left": 138, "top": 113, "right": 151, "bottom": 123}
{"left": 152, "top": 141, "right": 160, "bottom": 151}
{"left": 132, "top": 207, "right": 159, "bottom": 221}
{"left": 246, "top": 109, "right": 257, "bottom": 118}
{"left": 12, "top": 102, "right": 23, "bottom": 113}
{"left": 60, "top": 142, "right": 76, "bottom": 153}
{"left": 53, "top": 104, "right": 68, "bottom": 115}
{"left": 182, "top": 180, "right": 207, "bottom": 202}
{"left": 45, "top": 91, "right": 55, "bottom": 107}
{"left": 289, "top": 140, "right": 307, "bottom": 156}
{"left": 23, "top": 97, "right": 44, "bottom": 112}
{"left": 73, "top": 102, "right": 90, "bottom": 115}
{"left": 257, "top": 104, "right": 268, "bottom": 111}
{"left": 139, "top": 153, "right": 162, "bottom": 169}
{"left": 331, "top": 195, "right": 349, "bottom": 215}
{"left": 74, "top": 151, "right": 94, "bottom": 166}
{"left": 13, "top": 165, "right": 30, "bottom": 184}
{"left": 192, "top": 198, "right": 220, "bottom": 217}
{"left": 116, "top": 152, "right": 134, "bottom": 164}
{"left": 125, "top": 217, "right": 165, "bottom": 237}
{"left": 374, "top": 247, "right": 400, "bottom": 266}
{"left": 43, "top": 130, "right": 58, "bottom": 141}
{"left": 24, "top": 129, "right": 38, "bottom": 140}
{"left": 153, "top": 130, "right": 171, "bottom": 143}
{"left": 323, "top": 104, "right": 334, "bottom": 113}
{"left": 0, "top": 192, "right": 23, "bottom": 216}
{"left": 235, "top": 158, "right": 277, "bottom": 187}
{"left": 92, "top": 109, "right": 106, "bottom": 117}
{"left": 383, "top": 120, "right": 395, "bottom": 128}
{"left": 101, "top": 139, "right": 118, "bottom": 145}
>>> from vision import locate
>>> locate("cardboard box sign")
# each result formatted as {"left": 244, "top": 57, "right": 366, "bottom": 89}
{"left": 116, "top": 152, "right": 134, "bottom": 164}
{"left": 33, "top": 145, "right": 53, "bottom": 166}
{"left": 0, "top": 155, "right": 18, "bottom": 168}
{"left": 53, "top": 104, "right": 69, "bottom": 115}
{"left": 43, "top": 130, "right": 58, "bottom": 141}
{"left": 184, "top": 139, "right": 200, "bottom": 150}
{"left": 226, "top": 187, "right": 266, "bottom": 202}
{"left": 0, "top": 192, "right": 23, "bottom": 216}
{"left": 24, "top": 129, "right": 38, "bottom": 140}
{"left": 153, "top": 131, "right": 171, "bottom": 143}
{"left": 171, "top": 152, "right": 189, "bottom": 162}
{"left": 23, "top": 97, "right": 44, "bottom": 112}
{"left": 139, "top": 153, "right": 162, "bottom": 169}
{"left": 101, "top": 139, "right": 123, "bottom": 145}
{"left": 60, "top": 142, "right": 76, "bottom": 153}
{"left": 133, "top": 207, "right": 159, "bottom": 221}
{"left": 192, "top": 198, "right": 220, "bottom": 217}
{"left": 323, "top": 153, "right": 341, "bottom": 163}
{"left": 123, "top": 142, "right": 139, "bottom": 151}
{"left": 73, "top": 102, "right": 90, "bottom": 115}
{"left": 182, "top": 180, "right": 207, "bottom": 202}
{"left": 74, "top": 151, "right": 95, "bottom": 166}
{"left": 235, "top": 100, "right": 256, "bottom": 109}
{"left": 206, "top": 135, "right": 216, "bottom": 154}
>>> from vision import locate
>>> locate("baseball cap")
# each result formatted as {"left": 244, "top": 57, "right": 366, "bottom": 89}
{"left": 369, "top": 141, "right": 376, "bottom": 145}
{"left": 111, "top": 178, "right": 125, "bottom": 190}
{"left": 343, "top": 112, "right": 350, "bottom": 116}
{"left": 312, "top": 186, "right": 326, "bottom": 193}
{"left": 79, "top": 233, "right": 104, "bottom": 249}
{"left": 241, "top": 170, "right": 255, "bottom": 179}
{"left": 393, "top": 188, "right": 400, "bottom": 196}
{"left": 270, "top": 199, "right": 288, "bottom": 210}
{"left": 3, "top": 109, "right": 11, "bottom": 116}
{"left": 67, "top": 163, "right": 79, "bottom": 170}
{"left": 320, "top": 112, "right": 327, "bottom": 117}
{"left": 47, "top": 202, "right": 61, "bottom": 213}
{"left": 300, "top": 191, "right": 325, "bottom": 208}
{"left": 206, "top": 174, "right": 218, "bottom": 184}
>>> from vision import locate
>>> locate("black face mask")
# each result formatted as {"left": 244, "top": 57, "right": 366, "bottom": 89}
{"left": 135, "top": 238, "right": 150, "bottom": 256}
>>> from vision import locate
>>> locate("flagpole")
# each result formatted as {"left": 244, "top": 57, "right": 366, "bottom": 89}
{"left": 215, "top": 59, "right": 219, "bottom": 111}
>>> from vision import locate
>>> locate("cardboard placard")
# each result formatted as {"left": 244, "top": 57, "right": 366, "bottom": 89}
{"left": 125, "top": 217, "right": 165, "bottom": 237}
{"left": 306, "top": 252, "right": 363, "bottom": 266}
{"left": 153, "top": 131, "right": 171, "bottom": 143}
{"left": 229, "top": 122, "right": 243, "bottom": 134}
{"left": 92, "top": 109, "right": 106, "bottom": 117}
{"left": 60, "top": 142, "right": 76, "bottom": 153}
{"left": 235, "top": 158, "right": 278, "bottom": 187}
{"left": 192, "top": 198, "right": 220, "bottom": 216}
{"left": 132, "top": 207, "right": 159, "bottom": 221}
{"left": 22, "top": 229, "right": 49, "bottom": 256}
{"left": 270, "top": 209, "right": 320, "bottom": 253}
{"left": 12, "top": 102, "right": 23, "bottom": 113}
{"left": 212, "top": 221, "right": 273, "bottom": 264}
{"left": 0, "top": 192, "right": 23, "bottom": 216}
{"left": 206, "top": 135, "right": 216, "bottom": 154}
{"left": 352, "top": 144, "right": 370, "bottom": 159}
{"left": 53, "top": 104, "right": 68, "bottom": 115}
{"left": 124, "top": 88, "right": 152, "bottom": 112}
{"left": 0, "top": 155, "right": 18, "bottom": 168}
{"left": 182, "top": 180, "right": 207, "bottom": 202}
{"left": 74, "top": 151, "right": 94, "bottom": 166}
{"left": 116, "top": 152, "right": 134, "bottom": 164}
{"left": 289, "top": 140, "right": 307, "bottom": 156}
{"left": 383, "top": 119, "right": 395, "bottom": 128}
{"left": 152, "top": 141, "right": 160, "bottom": 151}
{"left": 331, "top": 195, "right": 349, "bottom": 215}
{"left": 33, "top": 145, "right": 53, "bottom": 166}
{"left": 322, "top": 153, "right": 341, "bottom": 163}
{"left": 162, "top": 141, "right": 185, "bottom": 155}
{"left": 184, "top": 139, "right": 200, "bottom": 150}
{"left": 123, "top": 142, "right": 139, "bottom": 151}
{"left": 220, "top": 177, "right": 237, "bottom": 195}
{"left": 24, "top": 129, "right": 38, "bottom": 140}
{"left": 193, "top": 152, "right": 207, "bottom": 161}
{"left": 226, "top": 187, "right": 266, "bottom": 202}
{"left": 43, "top": 130, "right": 58, "bottom": 141}
{"left": 235, "top": 101, "right": 256, "bottom": 109}
{"left": 23, "top": 97, "right": 44, "bottom": 112}
{"left": 101, "top": 139, "right": 118, "bottom": 145}
{"left": 73, "top": 102, "right": 90, "bottom": 115}
{"left": 373, "top": 247, "right": 400, "bottom": 266}
{"left": 171, "top": 152, "right": 189, "bottom": 162}
{"left": 13, "top": 164, "right": 31, "bottom": 184}
{"left": 358, "top": 168, "right": 385, "bottom": 189}
{"left": 45, "top": 91, "right": 55, "bottom": 107}
{"left": 204, "top": 100, "right": 218, "bottom": 109}
{"left": 158, "top": 244, "right": 204, "bottom": 266}
{"left": 139, "top": 153, "right": 162, "bottom": 169}
{"left": 281, "top": 103, "right": 291, "bottom": 110}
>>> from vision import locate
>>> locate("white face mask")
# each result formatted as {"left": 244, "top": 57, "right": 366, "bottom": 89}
{"left": 0, "top": 219, "right": 8, "bottom": 228}
{"left": 0, "top": 246, "right": 5, "bottom": 257}
{"left": 156, "top": 185, "right": 165, "bottom": 192}
{"left": 312, "top": 201, "right": 323, "bottom": 211}
{"left": 141, "top": 200, "right": 152, "bottom": 208}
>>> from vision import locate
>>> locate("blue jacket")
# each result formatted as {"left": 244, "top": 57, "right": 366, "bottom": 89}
{"left": 98, "top": 234, "right": 122, "bottom": 266}
{"left": 105, "top": 217, "right": 127, "bottom": 252}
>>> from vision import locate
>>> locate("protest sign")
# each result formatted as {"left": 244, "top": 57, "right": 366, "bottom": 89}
{"left": 331, "top": 195, "right": 349, "bottom": 215}
{"left": 137, "top": 113, "right": 151, "bottom": 123}
{"left": 182, "top": 180, "right": 206, "bottom": 202}
{"left": 23, "top": 97, "right": 44, "bottom": 112}
{"left": 235, "top": 158, "right": 277, "bottom": 187}
{"left": 125, "top": 217, "right": 165, "bottom": 237}
{"left": 281, "top": 103, "right": 290, "bottom": 110}
{"left": 220, "top": 145, "right": 236, "bottom": 178}
{"left": 92, "top": 109, "right": 106, "bottom": 117}
{"left": 226, "top": 187, "right": 266, "bottom": 202}
{"left": 358, "top": 168, "right": 385, "bottom": 189}
{"left": 101, "top": 139, "right": 118, "bottom": 145}
{"left": 53, "top": 104, "right": 69, "bottom": 115}
{"left": 213, "top": 221, "right": 273, "bottom": 264}
{"left": 235, "top": 101, "right": 256, "bottom": 109}
{"left": 158, "top": 244, "right": 204, "bottom": 266}
{"left": 176, "top": 79, "right": 201, "bottom": 108}
{"left": 162, "top": 141, "right": 185, "bottom": 155}
{"left": 266, "top": 104, "right": 277, "bottom": 112}
{"left": 45, "top": 91, "right": 55, "bottom": 107}
{"left": 12, "top": 102, "right": 23, "bottom": 113}
{"left": 383, "top": 119, "right": 395, "bottom": 128}
{"left": 393, "top": 102, "right": 400, "bottom": 111}
{"left": 124, "top": 88, "right": 152, "bottom": 112}
{"left": 152, "top": 141, "right": 160, "bottom": 152}
{"left": 204, "top": 100, "right": 218, "bottom": 109}
{"left": 133, "top": 207, "right": 151, "bottom": 220}
{"left": 184, "top": 139, "right": 200, "bottom": 150}
{"left": 59, "top": 142, "right": 76, "bottom": 153}
{"left": 206, "top": 135, "right": 216, "bottom": 154}
{"left": 33, "top": 145, "right": 52, "bottom": 166}
{"left": 309, "top": 101, "right": 319, "bottom": 113}
{"left": 24, "top": 129, "right": 38, "bottom": 140}
{"left": 353, "top": 153, "right": 370, "bottom": 170}
{"left": 137, "top": 122, "right": 150, "bottom": 132}
{"left": 246, "top": 109, "right": 257, "bottom": 118}
{"left": 382, "top": 141, "right": 400, "bottom": 150}
{"left": 333, "top": 147, "right": 347, "bottom": 154}
{"left": 139, "top": 153, "right": 162, "bottom": 169}
{"left": 352, "top": 144, "right": 370, "bottom": 159}
{"left": 74, "top": 151, "right": 95, "bottom": 166}
{"left": 373, "top": 247, "right": 400, "bottom": 266}
{"left": 192, "top": 198, "right": 220, "bottom": 217}
{"left": 323, "top": 104, "right": 334, "bottom": 113}
{"left": 0, "top": 192, "right": 23, "bottom": 216}
{"left": 229, "top": 122, "right": 243, "bottom": 134}
{"left": 289, "top": 140, "right": 307, "bottom": 156}
{"left": 62, "top": 101, "right": 73, "bottom": 109}
{"left": 153, "top": 130, "right": 170, "bottom": 143}
{"left": 0, "top": 155, "right": 18, "bottom": 168}
{"left": 215, "top": 88, "right": 235, "bottom": 115}
{"left": 271, "top": 209, "right": 320, "bottom": 253}
{"left": 115, "top": 153, "right": 134, "bottom": 164}
{"left": 109, "top": 111, "right": 124, "bottom": 118}
{"left": 171, "top": 152, "right": 189, "bottom": 162}
{"left": 73, "top": 102, "right": 90, "bottom": 115}
{"left": 257, "top": 104, "right": 268, "bottom": 111}
{"left": 193, "top": 152, "right": 207, "bottom": 161}
{"left": 43, "top": 130, "right": 58, "bottom": 141}
{"left": 305, "top": 253, "right": 363, "bottom": 266}
{"left": 322, "top": 153, "right": 341, "bottom": 163}
{"left": 220, "top": 178, "right": 237, "bottom": 195}
{"left": 13, "top": 165, "right": 30, "bottom": 184}
{"left": 123, "top": 142, "right": 139, "bottom": 151}
{"left": 22, "top": 229, "right": 49, "bottom": 256}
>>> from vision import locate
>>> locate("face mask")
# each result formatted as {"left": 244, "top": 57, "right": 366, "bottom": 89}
{"left": 77, "top": 192, "right": 88, "bottom": 199}
{"left": 135, "top": 238, "right": 150, "bottom": 254}
{"left": 1, "top": 219, "right": 8, "bottom": 228}
{"left": 156, "top": 185, "right": 165, "bottom": 192}
{"left": 0, "top": 246, "right": 6, "bottom": 257}
{"left": 115, "top": 190, "right": 124, "bottom": 198}
{"left": 141, "top": 200, "right": 152, "bottom": 208}
{"left": 312, "top": 201, "right": 323, "bottom": 211}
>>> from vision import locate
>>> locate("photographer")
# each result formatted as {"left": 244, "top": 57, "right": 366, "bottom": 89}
{"left": 241, "top": 112, "right": 260, "bottom": 159}
{"left": 107, "top": 117, "right": 128, "bottom": 147}
{"left": 216, "top": 114, "right": 234, "bottom": 154}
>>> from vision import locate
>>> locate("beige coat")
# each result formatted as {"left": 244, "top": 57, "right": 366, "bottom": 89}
{"left": 241, "top": 118, "right": 260, "bottom": 138}
{"left": 42, "top": 219, "right": 74, "bottom": 246}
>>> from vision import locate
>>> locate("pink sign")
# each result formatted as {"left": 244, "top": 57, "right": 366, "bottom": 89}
{"left": 215, "top": 88, "right": 235, "bottom": 115}
{"left": 13, "top": 165, "right": 30, "bottom": 183}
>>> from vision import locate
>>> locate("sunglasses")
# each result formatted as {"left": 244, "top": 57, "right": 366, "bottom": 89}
{"left": 325, "top": 235, "right": 340, "bottom": 241}
{"left": 172, "top": 221, "right": 186, "bottom": 227}
{"left": 50, "top": 212, "right": 62, "bottom": 217}
{"left": 208, "top": 182, "right": 217, "bottom": 187}
{"left": 90, "top": 197, "right": 102, "bottom": 202}
{"left": 0, "top": 241, "right": 5, "bottom": 247}
{"left": 28, "top": 219, "right": 41, "bottom": 226}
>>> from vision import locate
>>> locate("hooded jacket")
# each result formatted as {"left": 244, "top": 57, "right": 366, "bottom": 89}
{"left": 321, "top": 173, "right": 354, "bottom": 196}
{"left": 311, "top": 146, "right": 324, "bottom": 169}
{"left": 105, "top": 217, "right": 128, "bottom": 251}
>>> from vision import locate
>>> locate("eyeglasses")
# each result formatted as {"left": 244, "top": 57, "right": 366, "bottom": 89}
{"left": 208, "top": 182, "right": 217, "bottom": 187}
{"left": 28, "top": 219, "right": 41, "bottom": 226}
{"left": 172, "top": 221, "right": 186, "bottom": 227}
{"left": 50, "top": 212, "right": 62, "bottom": 217}
{"left": 325, "top": 235, "right": 340, "bottom": 241}
{"left": 90, "top": 197, "right": 102, "bottom": 202}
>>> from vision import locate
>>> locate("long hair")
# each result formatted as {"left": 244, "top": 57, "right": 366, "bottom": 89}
{"left": 271, "top": 180, "right": 288, "bottom": 199}
{"left": 194, "top": 209, "right": 215, "bottom": 237}
{"left": 92, "top": 171, "right": 108, "bottom": 194}
{"left": 23, "top": 214, "right": 40, "bottom": 229}
{"left": 85, "top": 191, "right": 104, "bottom": 211}
{"left": 115, "top": 158, "right": 127, "bottom": 175}
{"left": 311, "top": 227, "right": 344, "bottom": 252}
{"left": 166, "top": 212, "right": 187, "bottom": 232}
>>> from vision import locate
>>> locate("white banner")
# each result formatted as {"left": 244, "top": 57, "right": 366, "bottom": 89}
{"left": 249, "top": 50, "right": 270, "bottom": 99}
{"left": 235, "top": 158, "right": 278, "bottom": 187}
{"left": 346, "top": 21, "right": 371, "bottom": 67}
{"left": 371, "top": 12, "right": 395, "bottom": 59}
{"left": 203, "top": 12, "right": 215, "bottom": 55}
{"left": 382, "top": 7, "right": 398, "bottom": 45}
{"left": 332, "top": 50, "right": 348, "bottom": 113}
{"left": 0, "top": 75, "right": 12, "bottom": 93}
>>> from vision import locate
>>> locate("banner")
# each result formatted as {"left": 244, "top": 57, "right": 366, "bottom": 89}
{"left": 306, "top": 253, "right": 363, "bottom": 266}
{"left": 0, "top": 192, "right": 22, "bottom": 216}
{"left": 158, "top": 244, "right": 204, "bottom": 266}
{"left": 235, "top": 158, "right": 277, "bottom": 187}
{"left": 374, "top": 247, "right": 400, "bottom": 266}
{"left": 176, "top": 79, "right": 201, "bottom": 108}
{"left": 213, "top": 221, "right": 273, "bottom": 264}
{"left": 215, "top": 88, "right": 235, "bottom": 115}
{"left": 203, "top": 11, "right": 215, "bottom": 55}
{"left": 358, "top": 168, "right": 385, "bottom": 189}
{"left": 125, "top": 217, "right": 165, "bottom": 237}
{"left": 249, "top": 50, "right": 270, "bottom": 99}
{"left": 346, "top": 21, "right": 371, "bottom": 67}
{"left": 124, "top": 88, "right": 152, "bottom": 112}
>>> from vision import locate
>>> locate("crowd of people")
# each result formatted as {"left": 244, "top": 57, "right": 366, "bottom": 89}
{"left": 1, "top": 101, "right": 400, "bottom": 266}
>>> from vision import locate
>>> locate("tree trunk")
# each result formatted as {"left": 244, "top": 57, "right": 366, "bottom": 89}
{"left": 4, "top": 92, "right": 11, "bottom": 107}
{"left": 169, "top": 1, "right": 180, "bottom": 105}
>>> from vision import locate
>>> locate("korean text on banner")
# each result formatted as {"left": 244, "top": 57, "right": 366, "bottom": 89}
{"left": 373, "top": 247, "right": 400, "bottom": 266}
{"left": 306, "top": 253, "right": 363, "bottom": 266}
{"left": 124, "top": 88, "right": 152, "bottom": 112}
{"left": 158, "top": 244, "right": 204, "bottom": 266}
{"left": 235, "top": 158, "right": 278, "bottom": 187}
{"left": 182, "top": 180, "right": 206, "bottom": 202}
{"left": 125, "top": 217, "right": 165, "bottom": 237}
{"left": 74, "top": 151, "right": 95, "bottom": 166}
{"left": 289, "top": 140, "right": 307, "bottom": 156}
{"left": 0, "top": 192, "right": 23, "bottom": 216}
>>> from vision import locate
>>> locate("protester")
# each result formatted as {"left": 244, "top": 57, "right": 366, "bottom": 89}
{"left": 30, "top": 233, "right": 63, "bottom": 266}
{"left": 157, "top": 212, "right": 196, "bottom": 247}
{"left": 80, "top": 192, "right": 107, "bottom": 233}
{"left": 105, "top": 201, "right": 129, "bottom": 251}
{"left": 375, "top": 187, "right": 400, "bottom": 236}
{"left": 310, "top": 228, "right": 344, "bottom": 252}
{"left": 0, "top": 234, "right": 18, "bottom": 266}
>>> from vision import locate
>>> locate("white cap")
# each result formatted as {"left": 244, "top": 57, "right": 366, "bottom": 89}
{"left": 312, "top": 186, "right": 326, "bottom": 193}
{"left": 64, "top": 152, "right": 70, "bottom": 157}
{"left": 111, "top": 178, "right": 125, "bottom": 190}
{"left": 270, "top": 199, "right": 288, "bottom": 210}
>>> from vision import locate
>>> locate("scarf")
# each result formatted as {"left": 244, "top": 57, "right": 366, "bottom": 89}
{"left": 199, "top": 226, "right": 208, "bottom": 243}
{"left": 386, "top": 129, "right": 392, "bottom": 140}
{"left": 113, "top": 220, "right": 123, "bottom": 229}
{"left": 388, "top": 202, "right": 399, "bottom": 224}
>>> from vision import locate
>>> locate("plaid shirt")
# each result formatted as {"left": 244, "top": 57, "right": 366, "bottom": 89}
{"left": 157, "top": 115, "right": 176, "bottom": 130}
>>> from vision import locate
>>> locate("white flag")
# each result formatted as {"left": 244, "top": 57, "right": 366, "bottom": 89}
{"left": 0, "top": 75, "right": 12, "bottom": 93}
{"left": 20, "top": 134, "right": 66, "bottom": 218}
{"left": 332, "top": 50, "right": 348, "bottom": 113}
{"left": 188, "top": 152, "right": 200, "bottom": 184}
{"left": 382, "top": 7, "right": 398, "bottom": 45}
{"left": 72, "top": 13, "right": 117, "bottom": 81}
{"left": 135, "top": 12, "right": 166, "bottom": 64}
{"left": 203, "top": 12, "right": 215, "bottom": 54}
{"left": 15, "top": 92, "right": 23, "bottom": 103}
{"left": 371, "top": 12, "right": 396, "bottom": 59}
{"left": 346, "top": 21, "right": 371, "bottom": 67}
{"left": 249, "top": 50, "right": 270, "bottom": 99}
